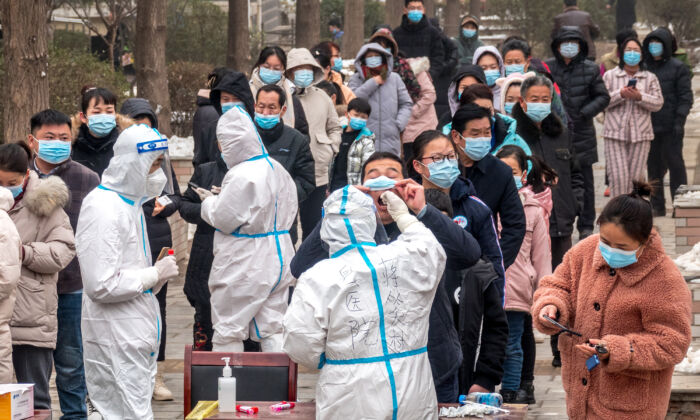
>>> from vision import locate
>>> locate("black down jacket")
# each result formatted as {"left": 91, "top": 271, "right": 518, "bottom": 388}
{"left": 393, "top": 14, "right": 445, "bottom": 81}
{"left": 513, "top": 102, "right": 583, "bottom": 238}
{"left": 180, "top": 157, "right": 228, "bottom": 307}
{"left": 142, "top": 166, "right": 181, "bottom": 265}
{"left": 643, "top": 28, "right": 694, "bottom": 135}
{"left": 546, "top": 27, "right": 610, "bottom": 166}
{"left": 192, "top": 94, "right": 221, "bottom": 168}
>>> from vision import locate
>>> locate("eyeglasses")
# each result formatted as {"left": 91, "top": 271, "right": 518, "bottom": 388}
{"left": 420, "top": 153, "right": 457, "bottom": 164}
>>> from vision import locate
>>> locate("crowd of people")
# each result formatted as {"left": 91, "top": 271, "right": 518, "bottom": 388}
{"left": 0, "top": 0, "right": 695, "bottom": 419}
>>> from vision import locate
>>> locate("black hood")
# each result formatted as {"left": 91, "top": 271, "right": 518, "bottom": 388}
{"left": 451, "top": 64, "right": 487, "bottom": 86}
{"left": 551, "top": 26, "right": 588, "bottom": 63}
{"left": 210, "top": 71, "right": 255, "bottom": 118}
{"left": 120, "top": 98, "right": 158, "bottom": 129}
{"left": 643, "top": 27, "right": 673, "bottom": 63}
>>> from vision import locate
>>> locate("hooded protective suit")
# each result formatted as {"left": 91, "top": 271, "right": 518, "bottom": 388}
{"left": 76, "top": 124, "right": 171, "bottom": 420}
{"left": 283, "top": 186, "right": 446, "bottom": 420}
{"left": 202, "top": 105, "right": 297, "bottom": 351}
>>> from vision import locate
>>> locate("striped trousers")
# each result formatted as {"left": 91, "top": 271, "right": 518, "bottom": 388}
{"left": 604, "top": 138, "right": 651, "bottom": 198}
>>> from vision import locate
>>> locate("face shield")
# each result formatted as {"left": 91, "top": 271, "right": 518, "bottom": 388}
{"left": 136, "top": 127, "right": 175, "bottom": 196}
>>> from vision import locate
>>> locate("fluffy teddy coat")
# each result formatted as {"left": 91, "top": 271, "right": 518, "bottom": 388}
{"left": 532, "top": 230, "right": 691, "bottom": 419}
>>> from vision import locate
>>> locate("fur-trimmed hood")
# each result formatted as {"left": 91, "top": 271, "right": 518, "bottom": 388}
{"left": 407, "top": 56, "right": 430, "bottom": 76}
{"left": 70, "top": 113, "right": 134, "bottom": 143}
{"left": 511, "top": 101, "right": 564, "bottom": 140}
{"left": 20, "top": 172, "right": 70, "bottom": 217}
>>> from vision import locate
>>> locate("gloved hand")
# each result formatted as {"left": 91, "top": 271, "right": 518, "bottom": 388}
{"left": 195, "top": 187, "right": 214, "bottom": 201}
{"left": 381, "top": 191, "right": 420, "bottom": 232}
{"left": 155, "top": 255, "right": 179, "bottom": 282}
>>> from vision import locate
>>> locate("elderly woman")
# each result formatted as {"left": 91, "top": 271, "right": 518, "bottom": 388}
{"left": 532, "top": 182, "right": 691, "bottom": 419}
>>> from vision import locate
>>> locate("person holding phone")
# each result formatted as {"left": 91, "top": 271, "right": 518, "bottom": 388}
{"left": 602, "top": 37, "right": 663, "bottom": 198}
{"left": 532, "top": 182, "right": 691, "bottom": 420}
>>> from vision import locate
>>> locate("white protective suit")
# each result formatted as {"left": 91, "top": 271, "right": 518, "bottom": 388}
{"left": 201, "top": 105, "right": 297, "bottom": 351}
{"left": 76, "top": 124, "right": 170, "bottom": 420}
{"left": 283, "top": 186, "right": 446, "bottom": 420}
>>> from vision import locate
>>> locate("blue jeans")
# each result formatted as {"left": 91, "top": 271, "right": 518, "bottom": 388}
{"left": 54, "top": 292, "right": 87, "bottom": 419}
{"left": 502, "top": 311, "right": 525, "bottom": 391}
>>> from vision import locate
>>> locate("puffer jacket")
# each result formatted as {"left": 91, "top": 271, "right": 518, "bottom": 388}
{"left": 492, "top": 113, "right": 532, "bottom": 156}
{"left": 532, "top": 231, "right": 691, "bottom": 419}
{"left": 392, "top": 14, "right": 445, "bottom": 81}
{"left": 286, "top": 48, "right": 342, "bottom": 187}
{"left": 513, "top": 102, "right": 582, "bottom": 238}
{"left": 348, "top": 43, "right": 413, "bottom": 156}
{"left": 643, "top": 28, "right": 694, "bottom": 135}
{"left": 192, "top": 91, "right": 220, "bottom": 167}
{"left": 0, "top": 188, "right": 21, "bottom": 383}
{"left": 250, "top": 69, "right": 310, "bottom": 135}
{"left": 473, "top": 46, "right": 505, "bottom": 111}
{"left": 402, "top": 57, "right": 438, "bottom": 144}
{"left": 546, "top": 27, "right": 610, "bottom": 166}
{"left": 328, "top": 126, "right": 376, "bottom": 188}
{"left": 71, "top": 114, "right": 133, "bottom": 177}
{"left": 9, "top": 173, "right": 75, "bottom": 349}
{"left": 504, "top": 186, "right": 552, "bottom": 313}
{"left": 454, "top": 31, "right": 484, "bottom": 67}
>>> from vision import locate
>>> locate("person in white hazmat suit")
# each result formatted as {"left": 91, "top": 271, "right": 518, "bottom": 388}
{"left": 283, "top": 185, "right": 446, "bottom": 420}
{"left": 76, "top": 124, "right": 179, "bottom": 420}
{"left": 196, "top": 105, "right": 297, "bottom": 352}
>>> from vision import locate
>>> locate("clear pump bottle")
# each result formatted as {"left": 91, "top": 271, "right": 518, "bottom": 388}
{"left": 218, "top": 357, "right": 236, "bottom": 412}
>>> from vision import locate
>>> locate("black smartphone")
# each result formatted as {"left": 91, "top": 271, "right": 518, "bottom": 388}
{"left": 543, "top": 314, "right": 583, "bottom": 337}
{"left": 627, "top": 78, "right": 637, "bottom": 88}
{"left": 188, "top": 181, "right": 201, "bottom": 190}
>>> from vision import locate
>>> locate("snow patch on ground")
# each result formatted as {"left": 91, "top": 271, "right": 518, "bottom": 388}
{"left": 676, "top": 347, "right": 700, "bottom": 374}
{"left": 674, "top": 242, "right": 700, "bottom": 272}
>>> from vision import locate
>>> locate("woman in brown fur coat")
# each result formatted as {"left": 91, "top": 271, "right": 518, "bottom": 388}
{"left": 532, "top": 181, "right": 691, "bottom": 419}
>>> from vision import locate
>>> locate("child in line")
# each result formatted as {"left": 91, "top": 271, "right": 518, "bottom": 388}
{"left": 328, "top": 98, "right": 376, "bottom": 192}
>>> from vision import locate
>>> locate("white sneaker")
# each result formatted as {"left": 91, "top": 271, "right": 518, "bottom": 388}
{"left": 87, "top": 397, "right": 103, "bottom": 420}
{"left": 153, "top": 372, "right": 174, "bottom": 401}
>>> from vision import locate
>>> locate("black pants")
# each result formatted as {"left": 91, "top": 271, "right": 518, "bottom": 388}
{"left": 13, "top": 345, "right": 53, "bottom": 409}
{"left": 549, "top": 235, "right": 572, "bottom": 357}
{"left": 156, "top": 282, "right": 168, "bottom": 361}
{"left": 193, "top": 301, "right": 213, "bottom": 351}
{"left": 520, "top": 313, "right": 535, "bottom": 384}
{"left": 577, "top": 163, "right": 595, "bottom": 233}
{"left": 300, "top": 185, "right": 327, "bottom": 241}
{"left": 648, "top": 130, "right": 687, "bottom": 212}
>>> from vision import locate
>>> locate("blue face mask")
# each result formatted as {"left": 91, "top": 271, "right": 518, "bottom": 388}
{"left": 560, "top": 42, "right": 580, "bottom": 59}
{"left": 365, "top": 55, "right": 383, "bottom": 69}
{"left": 254, "top": 112, "right": 280, "bottom": 129}
{"left": 349, "top": 117, "right": 367, "bottom": 131}
{"left": 484, "top": 69, "right": 500, "bottom": 87}
{"left": 648, "top": 42, "right": 663, "bottom": 58}
{"left": 504, "top": 102, "right": 515, "bottom": 115}
{"left": 599, "top": 241, "right": 639, "bottom": 269}
{"left": 293, "top": 69, "right": 314, "bottom": 88}
{"left": 6, "top": 183, "right": 24, "bottom": 199}
{"left": 424, "top": 159, "right": 460, "bottom": 189}
{"left": 407, "top": 10, "right": 423, "bottom": 23}
{"left": 332, "top": 57, "right": 343, "bottom": 72}
{"left": 37, "top": 139, "right": 71, "bottom": 164}
{"left": 461, "top": 135, "right": 491, "bottom": 161}
{"left": 363, "top": 175, "right": 396, "bottom": 191}
{"left": 505, "top": 64, "right": 524, "bottom": 76}
{"left": 87, "top": 114, "right": 116, "bottom": 138}
{"left": 623, "top": 50, "right": 642, "bottom": 66}
{"left": 220, "top": 152, "right": 229, "bottom": 169}
{"left": 513, "top": 175, "right": 523, "bottom": 190}
{"left": 462, "top": 28, "right": 476, "bottom": 38}
{"left": 384, "top": 47, "right": 393, "bottom": 55}
{"left": 525, "top": 102, "right": 551, "bottom": 123}
{"left": 221, "top": 101, "right": 243, "bottom": 114}
{"left": 259, "top": 67, "right": 283, "bottom": 84}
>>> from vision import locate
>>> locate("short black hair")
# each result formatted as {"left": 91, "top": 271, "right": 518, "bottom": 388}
{"left": 30, "top": 109, "right": 72, "bottom": 135}
{"left": 405, "top": 0, "right": 423, "bottom": 6}
{"left": 331, "top": 82, "right": 345, "bottom": 105}
{"left": 316, "top": 80, "right": 338, "bottom": 100}
{"left": 615, "top": 28, "right": 637, "bottom": 48}
{"left": 451, "top": 103, "right": 491, "bottom": 134}
{"left": 80, "top": 86, "right": 117, "bottom": 114}
{"left": 311, "top": 49, "right": 331, "bottom": 69}
{"left": 425, "top": 189, "right": 454, "bottom": 218}
{"left": 564, "top": 0, "right": 577, "bottom": 6}
{"left": 598, "top": 181, "right": 653, "bottom": 243}
{"left": 348, "top": 97, "right": 371, "bottom": 115}
{"left": 501, "top": 38, "right": 531, "bottom": 59}
{"left": 0, "top": 142, "right": 32, "bottom": 174}
{"left": 254, "top": 46, "right": 287, "bottom": 71}
{"left": 409, "top": 130, "right": 455, "bottom": 180}
{"left": 459, "top": 83, "right": 494, "bottom": 106}
{"left": 361, "top": 152, "right": 404, "bottom": 182}
{"left": 256, "top": 84, "right": 287, "bottom": 107}
{"left": 496, "top": 145, "right": 557, "bottom": 194}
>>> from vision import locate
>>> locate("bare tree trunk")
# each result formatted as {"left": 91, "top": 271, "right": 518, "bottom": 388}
{"left": 227, "top": 0, "right": 250, "bottom": 71}
{"left": 424, "top": 0, "right": 435, "bottom": 18}
{"left": 469, "top": 0, "right": 482, "bottom": 17}
{"left": 384, "top": 0, "right": 403, "bottom": 29}
{"left": 0, "top": 0, "right": 49, "bottom": 143}
{"left": 295, "top": 0, "right": 320, "bottom": 48}
{"left": 444, "top": 0, "right": 460, "bottom": 38}
{"left": 135, "top": 0, "right": 172, "bottom": 135}
{"left": 342, "top": 0, "right": 364, "bottom": 58}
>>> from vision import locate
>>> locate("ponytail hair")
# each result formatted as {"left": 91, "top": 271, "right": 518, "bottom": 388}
{"left": 597, "top": 181, "right": 653, "bottom": 243}
{"left": 495, "top": 145, "right": 557, "bottom": 193}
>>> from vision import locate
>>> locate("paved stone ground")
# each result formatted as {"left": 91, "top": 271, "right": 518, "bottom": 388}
{"left": 48, "top": 78, "right": 700, "bottom": 419}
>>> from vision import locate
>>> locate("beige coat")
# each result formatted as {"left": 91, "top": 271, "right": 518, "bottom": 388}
{"left": 0, "top": 188, "right": 21, "bottom": 382}
{"left": 9, "top": 173, "right": 75, "bottom": 349}
{"left": 286, "top": 48, "right": 342, "bottom": 186}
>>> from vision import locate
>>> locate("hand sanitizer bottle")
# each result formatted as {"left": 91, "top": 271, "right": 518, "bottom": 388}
{"left": 218, "top": 357, "right": 236, "bottom": 412}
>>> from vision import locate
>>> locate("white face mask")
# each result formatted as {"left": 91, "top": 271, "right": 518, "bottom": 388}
{"left": 145, "top": 168, "right": 167, "bottom": 198}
